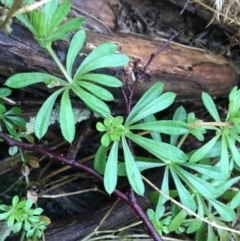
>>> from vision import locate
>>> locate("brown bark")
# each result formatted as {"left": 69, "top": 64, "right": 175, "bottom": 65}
{"left": 0, "top": 19, "right": 238, "bottom": 101}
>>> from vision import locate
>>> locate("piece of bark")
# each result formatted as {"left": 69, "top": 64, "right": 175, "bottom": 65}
{"left": 0, "top": 20, "right": 238, "bottom": 101}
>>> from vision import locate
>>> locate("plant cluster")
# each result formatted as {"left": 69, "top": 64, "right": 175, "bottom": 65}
{"left": 0, "top": 0, "right": 239, "bottom": 241}
{"left": 0, "top": 195, "right": 49, "bottom": 241}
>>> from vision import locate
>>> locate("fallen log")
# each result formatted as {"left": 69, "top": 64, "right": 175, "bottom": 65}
{"left": 0, "top": 19, "right": 238, "bottom": 101}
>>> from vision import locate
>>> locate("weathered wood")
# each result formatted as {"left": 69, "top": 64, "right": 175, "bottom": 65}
{"left": 0, "top": 20, "right": 238, "bottom": 101}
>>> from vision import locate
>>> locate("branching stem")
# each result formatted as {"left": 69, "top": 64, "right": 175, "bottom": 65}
{"left": 0, "top": 131, "right": 163, "bottom": 241}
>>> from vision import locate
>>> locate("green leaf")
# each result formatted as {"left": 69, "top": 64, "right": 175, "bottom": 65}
{"left": 8, "top": 141, "right": 19, "bottom": 153}
{"left": 135, "top": 161, "right": 165, "bottom": 171}
{"left": 144, "top": 115, "right": 161, "bottom": 142}
{"left": 130, "top": 120, "right": 189, "bottom": 135}
{"left": 35, "top": 88, "right": 64, "bottom": 139}
{"left": 187, "top": 197, "right": 204, "bottom": 233}
{"left": 94, "top": 145, "right": 107, "bottom": 174}
{"left": 122, "top": 136, "right": 144, "bottom": 195}
{"left": 44, "top": 0, "right": 58, "bottom": 24}
{"left": 229, "top": 191, "right": 240, "bottom": 209}
{"left": 181, "top": 163, "right": 226, "bottom": 181}
{"left": 173, "top": 165, "right": 216, "bottom": 198}
{"left": 66, "top": 30, "right": 86, "bottom": 77}
{"left": 13, "top": 222, "right": 22, "bottom": 233}
{"left": 220, "top": 135, "right": 229, "bottom": 175}
{"left": 75, "top": 54, "right": 129, "bottom": 77}
{"left": 168, "top": 209, "right": 187, "bottom": 232}
{"left": 189, "top": 135, "right": 220, "bottom": 162}
{"left": 53, "top": 18, "right": 84, "bottom": 37}
{"left": 48, "top": 1, "right": 70, "bottom": 34}
{"left": 17, "top": 14, "right": 36, "bottom": 35}
{"left": 127, "top": 92, "right": 176, "bottom": 125}
{"left": 170, "top": 168, "right": 196, "bottom": 212}
{"left": 215, "top": 176, "right": 240, "bottom": 197}
{"left": 202, "top": 92, "right": 220, "bottom": 122}
{"left": 96, "top": 122, "right": 107, "bottom": 132}
{"left": 126, "top": 132, "right": 188, "bottom": 163}
{"left": 74, "top": 43, "right": 117, "bottom": 80}
{"left": 78, "top": 73, "right": 122, "bottom": 87}
{"left": 0, "top": 88, "right": 12, "bottom": 98}
{"left": 125, "top": 82, "right": 164, "bottom": 126}
{"left": 155, "top": 167, "right": 169, "bottom": 219}
{"left": 104, "top": 141, "right": 118, "bottom": 194}
{"left": 12, "top": 195, "right": 19, "bottom": 207}
{"left": 0, "top": 212, "right": 10, "bottom": 220}
{"left": 71, "top": 85, "right": 110, "bottom": 117}
{"left": 5, "top": 116, "right": 26, "bottom": 127}
{"left": 60, "top": 89, "right": 75, "bottom": 143}
{"left": 4, "top": 107, "right": 21, "bottom": 116}
{"left": 101, "top": 133, "right": 111, "bottom": 147}
{"left": 208, "top": 199, "right": 235, "bottom": 222}
{"left": 170, "top": 106, "right": 187, "bottom": 145}
{"left": 226, "top": 134, "right": 240, "bottom": 167}
{"left": 207, "top": 226, "right": 218, "bottom": 241}
{"left": 78, "top": 81, "right": 114, "bottom": 101}
{"left": 25, "top": 198, "right": 33, "bottom": 211}
{"left": 6, "top": 73, "right": 65, "bottom": 88}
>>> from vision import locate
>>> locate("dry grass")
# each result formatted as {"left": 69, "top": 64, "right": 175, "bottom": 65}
{"left": 193, "top": 0, "right": 240, "bottom": 25}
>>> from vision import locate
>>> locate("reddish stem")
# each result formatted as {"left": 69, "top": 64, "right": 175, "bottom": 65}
{"left": 0, "top": 131, "right": 163, "bottom": 241}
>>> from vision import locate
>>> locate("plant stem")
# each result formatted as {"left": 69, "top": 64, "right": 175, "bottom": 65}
{"left": 188, "top": 121, "right": 233, "bottom": 127}
{"left": 0, "top": 131, "right": 163, "bottom": 241}
{"left": 20, "top": 230, "right": 25, "bottom": 241}
{"left": 19, "top": 147, "right": 29, "bottom": 185}
{"left": 46, "top": 45, "right": 73, "bottom": 84}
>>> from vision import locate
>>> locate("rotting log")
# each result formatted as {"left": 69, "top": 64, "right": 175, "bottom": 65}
{"left": 0, "top": 20, "right": 238, "bottom": 101}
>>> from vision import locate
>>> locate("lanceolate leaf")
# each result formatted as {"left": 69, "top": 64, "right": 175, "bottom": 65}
{"left": 169, "top": 209, "right": 187, "bottom": 232}
{"left": 202, "top": 92, "right": 220, "bottom": 122}
{"left": 215, "top": 176, "right": 240, "bottom": 197}
{"left": 127, "top": 92, "right": 176, "bottom": 125}
{"left": 75, "top": 54, "right": 129, "bottom": 77}
{"left": 6, "top": 73, "right": 66, "bottom": 88}
{"left": 173, "top": 165, "right": 216, "bottom": 199}
{"left": 226, "top": 134, "right": 240, "bottom": 167}
{"left": 181, "top": 163, "right": 226, "bottom": 181}
{"left": 0, "top": 88, "right": 12, "bottom": 98}
{"left": 189, "top": 135, "right": 220, "bottom": 163}
{"left": 48, "top": 0, "right": 70, "bottom": 34}
{"left": 170, "top": 106, "right": 187, "bottom": 145}
{"left": 144, "top": 115, "right": 161, "bottom": 142}
{"left": 71, "top": 85, "right": 110, "bottom": 117}
{"left": 126, "top": 131, "right": 188, "bottom": 163}
{"left": 35, "top": 88, "right": 64, "bottom": 139}
{"left": 122, "top": 136, "right": 144, "bottom": 195}
{"left": 66, "top": 30, "right": 86, "bottom": 77}
{"left": 220, "top": 135, "right": 229, "bottom": 175}
{"left": 125, "top": 82, "right": 164, "bottom": 126}
{"left": 104, "top": 141, "right": 118, "bottom": 194}
{"left": 44, "top": 0, "right": 58, "bottom": 25}
{"left": 52, "top": 18, "right": 84, "bottom": 37}
{"left": 208, "top": 199, "right": 235, "bottom": 222}
{"left": 60, "top": 89, "right": 75, "bottom": 143}
{"left": 155, "top": 167, "right": 169, "bottom": 220}
{"left": 78, "top": 73, "right": 122, "bottom": 87}
{"left": 74, "top": 43, "right": 118, "bottom": 80}
{"left": 94, "top": 145, "right": 107, "bottom": 174}
{"left": 130, "top": 120, "right": 189, "bottom": 135}
{"left": 170, "top": 168, "right": 196, "bottom": 212}
{"left": 78, "top": 81, "right": 114, "bottom": 101}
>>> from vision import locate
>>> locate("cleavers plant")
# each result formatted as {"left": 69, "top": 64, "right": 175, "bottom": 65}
{"left": 0, "top": 0, "right": 240, "bottom": 240}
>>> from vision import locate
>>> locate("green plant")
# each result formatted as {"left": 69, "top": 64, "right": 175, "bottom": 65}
{"left": 0, "top": 195, "right": 49, "bottom": 241}
{"left": 0, "top": 0, "right": 240, "bottom": 241}
{"left": 5, "top": 0, "right": 129, "bottom": 143}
